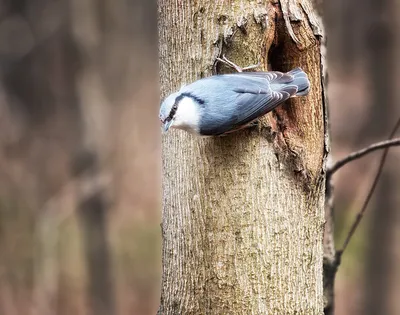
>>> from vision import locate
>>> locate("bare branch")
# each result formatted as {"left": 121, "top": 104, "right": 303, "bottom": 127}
{"left": 337, "top": 117, "right": 400, "bottom": 257}
{"left": 328, "top": 138, "right": 400, "bottom": 176}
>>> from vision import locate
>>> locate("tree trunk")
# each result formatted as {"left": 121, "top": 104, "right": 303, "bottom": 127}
{"left": 158, "top": 0, "right": 327, "bottom": 314}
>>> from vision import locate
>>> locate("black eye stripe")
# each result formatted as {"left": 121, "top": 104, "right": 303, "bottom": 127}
{"left": 166, "top": 101, "right": 178, "bottom": 122}
{"left": 166, "top": 92, "right": 204, "bottom": 122}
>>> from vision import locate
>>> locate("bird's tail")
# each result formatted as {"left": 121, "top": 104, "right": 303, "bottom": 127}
{"left": 270, "top": 67, "right": 310, "bottom": 97}
{"left": 287, "top": 67, "right": 310, "bottom": 96}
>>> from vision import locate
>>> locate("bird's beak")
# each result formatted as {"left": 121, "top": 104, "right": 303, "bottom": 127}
{"left": 162, "top": 119, "right": 173, "bottom": 132}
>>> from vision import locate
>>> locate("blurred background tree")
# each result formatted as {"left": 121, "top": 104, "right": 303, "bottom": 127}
{"left": 325, "top": 0, "right": 400, "bottom": 314}
{"left": 0, "top": 1, "right": 160, "bottom": 315}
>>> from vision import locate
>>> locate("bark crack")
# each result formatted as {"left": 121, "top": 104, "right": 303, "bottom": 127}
{"left": 272, "top": 109, "right": 313, "bottom": 191}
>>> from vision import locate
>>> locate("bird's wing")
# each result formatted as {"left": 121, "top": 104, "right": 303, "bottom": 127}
{"left": 230, "top": 85, "right": 295, "bottom": 127}
{"left": 223, "top": 75, "right": 296, "bottom": 132}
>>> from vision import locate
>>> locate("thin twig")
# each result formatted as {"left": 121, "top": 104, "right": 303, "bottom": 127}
{"left": 337, "top": 117, "right": 400, "bottom": 257}
{"left": 328, "top": 138, "right": 400, "bottom": 176}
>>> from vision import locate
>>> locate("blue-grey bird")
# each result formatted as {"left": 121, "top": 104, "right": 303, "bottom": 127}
{"left": 159, "top": 67, "right": 310, "bottom": 136}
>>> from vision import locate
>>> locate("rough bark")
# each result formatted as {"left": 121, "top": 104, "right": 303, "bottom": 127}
{"left": 159, "top": 0, "right": 326, "bottom": 314}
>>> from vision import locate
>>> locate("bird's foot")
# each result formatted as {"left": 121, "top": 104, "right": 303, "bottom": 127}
{"left": 216, "top": 55, "right": 261, "bottom": 73}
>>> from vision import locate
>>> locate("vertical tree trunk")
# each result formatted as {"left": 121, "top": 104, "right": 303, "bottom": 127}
{"left": 159, "top": 0, "right": 327, "bottom": 314}
{"left": 68, "top": 1, "right": 160, "bottom": 314}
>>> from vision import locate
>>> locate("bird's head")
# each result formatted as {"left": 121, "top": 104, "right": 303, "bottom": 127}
{"left": 159, "top": 92, "right": 180, "bottom": 132}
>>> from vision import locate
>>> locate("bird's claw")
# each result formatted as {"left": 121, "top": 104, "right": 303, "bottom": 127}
{"left": 216, "top": 55, "right": 261, "bottom": 73}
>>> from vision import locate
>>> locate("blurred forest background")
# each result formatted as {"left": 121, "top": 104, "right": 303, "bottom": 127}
{"left": 325, "top": 0, "right": 400, "bottom": 314}
{"left": 0, "top": 0, "right": 399, "bottom": 315}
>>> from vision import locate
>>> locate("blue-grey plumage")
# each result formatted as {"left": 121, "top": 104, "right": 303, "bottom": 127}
{"left": 159, "top": 67, "right": 310, "bottom": 136}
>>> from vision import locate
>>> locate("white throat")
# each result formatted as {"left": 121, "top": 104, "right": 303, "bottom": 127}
{"left": 171, "top": 96, "right": 200, "bottom": 133}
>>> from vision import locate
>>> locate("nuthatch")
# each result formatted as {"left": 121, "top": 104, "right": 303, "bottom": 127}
{"left": 159, "top": 67, "right": 310, "bottom": 136}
